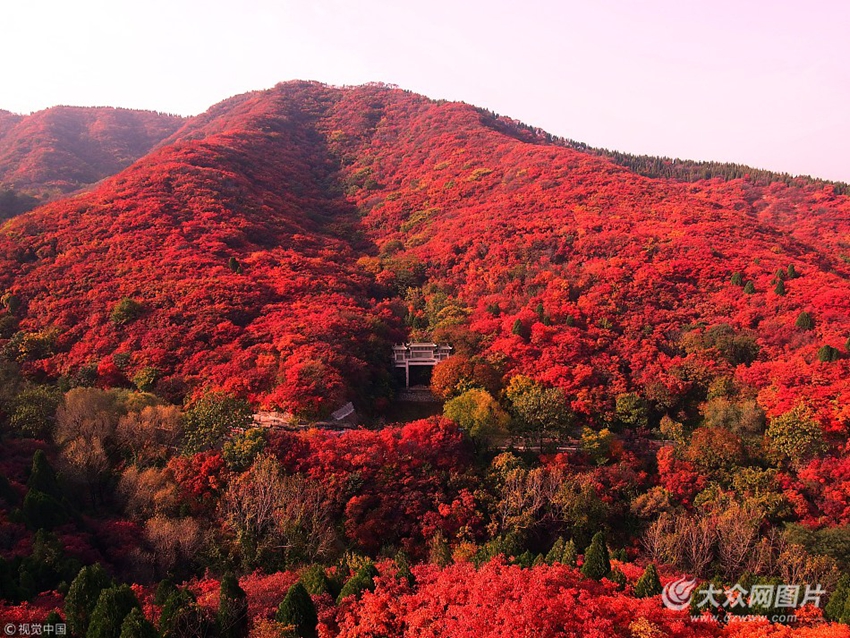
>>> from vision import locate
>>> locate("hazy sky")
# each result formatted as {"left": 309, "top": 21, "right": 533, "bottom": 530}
{"left": 2, "top": 0, "right": 848, "bottom": 181}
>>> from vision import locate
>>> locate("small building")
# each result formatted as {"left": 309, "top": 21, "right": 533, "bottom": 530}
{"left": 392, "top": 342, "right": 452, "bottom": 387}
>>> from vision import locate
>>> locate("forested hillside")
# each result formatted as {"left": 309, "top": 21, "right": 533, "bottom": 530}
{"left": 1, "top": 81, "right": 850, "bottom": 636}
{"left": 0, "top": 106, "right": 184, "bottom": 220}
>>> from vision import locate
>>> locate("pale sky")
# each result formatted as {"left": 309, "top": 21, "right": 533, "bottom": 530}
{"left": 2, "top": 0, "right": 848, "bottom": 182}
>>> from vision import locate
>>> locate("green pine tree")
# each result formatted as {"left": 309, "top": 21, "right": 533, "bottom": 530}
{"left": 743, "top": 281, "right": 756, "bottom": 294}
{"left": 22, "top": 489, "right": 67, "bottom": 530}
{"left": 336, "top": 564, "right": 377, "bottom": 604}
{"left": 86, "top": 584, "right": 140, "bottom": 638}
{"left": 634, "top": 563, "right": 663, "bottom": 598}
{"left": 818, "top": 345, "right": 840, "bottom": 362}
{"left": 514, "top": 550, "right": 534, "bottom": 568}
{"left": 545, "top": 538, "right": 565, "bottom": 564}
{"left": 796, "top": 311, "right": 814, "bottom": 331}
{"left": 217, "top": 572, "right": 248, "bottom": 638}
{"left": 580, "top": 532, "right": 611, "bottom": 580}
{"left": 511, "top": 319, "right": 530, "bottom": 340}
{"left": 825, "top": 574, "right": 850, "bottom": 621}
{"left": 65, "top": 564, "right": 112, "bottom": 637}
{"left": 841, "top": 589, "right": 850, "bottom": 625}
{"left": 535, "top": 302, "right": 544, "bottom": 320}
{"left": 609, "top": 568, "right": 627, "bottom": 590}
{"left": 27, "top": 450, "right": 61, "bottom": 497}
{"left": 23, "top": 449, "right": 68, "bottom": 529}
{"left": 300, "top": 565, "right": 332, "bottom": 596}
{"left": 276, "top": 583, "right": 318, "bottom": 638}
{"left": 561, "top": 539, "right": 577, "bottom": 567}
{"left": 153, "top": 579, "right": 177, "bottom": 606}
{"left": 730, "top": 272, "right": 743, "bottom": 286}
{"left": 428, "top": 532, "right": 452, "bottom": 567}
{"left": 774, "top": 279, "right": 786, "bottom": 296}
{"left": 394, "top": 551, "right": 415, "bottom": 586}
{"left": 158, "top": 588, "right": 210, "bottom": 638}
{"left": 17, "top": 529, "right": 69, "bottom": 598}
{"left": 787, "top": 264, "right": 798, "bottom": 279}
{"left": 44, "top": 611, "right": 63, "bottom": 630}
{"left": 118, "top": 608, "right": 157, "bottom": 638}
{"left": 691, "top": 578, "right": 726, "bottom": 620}
{"left": 0, "top": 556, "right": 21, "bottom": 603}
{"left": 0, "top": 473, "right": 19, "bottom": 507}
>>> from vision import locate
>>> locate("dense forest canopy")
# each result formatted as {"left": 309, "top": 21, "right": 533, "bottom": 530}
{"left": 1, "top": 81, "right": 850, "bottom": 636}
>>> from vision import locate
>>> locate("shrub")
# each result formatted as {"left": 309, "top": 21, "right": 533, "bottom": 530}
{"left": 795, "top": 311, "right": 814, "bottom": 331}
{"left": 132, "top": 367, "right": 159, "bottom": 392}
{"left": 615, "top": 392, "right": 648, "bottom": 429}
{"left": 443, "top": 388, "right": 509, "bottom": 440}
{"left": 766, "top": 404, "right": 827, "bottom": 465}
{"left": 818, "top": 345, "right": 840, "bottom": 362}
{"left": 110, "top": 298, "right": 143, "bottom": 326}
{"left": 182, "top": 392, "right": 252, "bottom": 453}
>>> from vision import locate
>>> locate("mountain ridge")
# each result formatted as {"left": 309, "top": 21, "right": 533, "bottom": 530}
{"left": 0, "top": 105, "right": 185, "bottom": 219}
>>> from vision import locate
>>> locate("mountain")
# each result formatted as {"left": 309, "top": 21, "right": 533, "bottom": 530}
{"left": 4, "top": 82, "right": 850, "bottom": 635}
{"left": 0, "top": 105, "right": 184, "bottom": 219}
{"left": 0, "top": 81, "right": 848, "bottom": 429}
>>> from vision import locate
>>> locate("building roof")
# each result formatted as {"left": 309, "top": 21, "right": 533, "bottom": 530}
{"left": 331, "top": 401, "right": 355, "bottom": 421}
{"left": 395, "top": 342, "right": 440, "bottom": 347}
